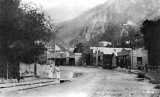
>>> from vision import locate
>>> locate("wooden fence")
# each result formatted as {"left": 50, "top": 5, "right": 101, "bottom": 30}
{"left": 137, "top": 65, "right": 160, "bottom": 73}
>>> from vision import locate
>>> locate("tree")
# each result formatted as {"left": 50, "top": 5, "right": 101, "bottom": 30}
{"left": 0, "top": 0, "right": 52, "bottom": 78}
{"left": 141, "top": 19, "right": 160, "bottom": 66}
{"left": 73, "top": 43, "right": 83, "bottom": 53}
{"left": 0, "top": 0, "right": 22, "bottom": 79}
{"left": 0, "top": 0, "right": 20, "bottom": 61}
{"left": 13, "top": 2, "right": 52, "bottom": 63}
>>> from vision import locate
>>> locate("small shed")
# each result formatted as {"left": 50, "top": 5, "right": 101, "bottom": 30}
{"left": 117, "top": 48, "right": 131, "bottom": 69}
{"left": 131, "top": 48, "right": 148, "bottom": 69}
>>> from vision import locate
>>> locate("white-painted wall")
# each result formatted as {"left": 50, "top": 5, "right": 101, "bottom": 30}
{"left": 75, "top": 53, "right": 82, "bottom": 66}
{"left": 90, "top": 47, "right": 131, "bottom": 56}
{"left": 19, "top": 63, "right": 35, "bottom": 77}
{"left": 19, "top": 62, "right": 56, "bottom": 78}
{"left": 37, "top": 63, "right": 55, "bottom": 78}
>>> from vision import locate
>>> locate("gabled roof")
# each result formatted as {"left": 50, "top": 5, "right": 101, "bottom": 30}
{"left": 46, "top": 36, "right": 70, "bottom": 51}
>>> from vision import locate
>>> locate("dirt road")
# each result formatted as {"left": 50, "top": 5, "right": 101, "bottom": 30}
{"left": 2, "top": 66, "right": 160, "bottom": 97}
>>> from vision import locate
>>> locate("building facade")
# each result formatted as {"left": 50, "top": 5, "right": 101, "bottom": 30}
{"left": 131, "top": 48, "right": 148, "bottom": 69}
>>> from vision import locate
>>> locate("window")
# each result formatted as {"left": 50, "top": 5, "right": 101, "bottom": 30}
{"left": 137, "top": 57, "right": 142, "bottom": 65}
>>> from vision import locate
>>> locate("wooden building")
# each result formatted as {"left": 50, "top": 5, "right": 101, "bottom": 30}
{"left": 131, "top": 48, "right": 148, "bottom": 70}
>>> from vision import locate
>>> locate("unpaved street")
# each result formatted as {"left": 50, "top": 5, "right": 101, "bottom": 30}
{"left": 2, "top": 66, "right": 160, "bottom": 97}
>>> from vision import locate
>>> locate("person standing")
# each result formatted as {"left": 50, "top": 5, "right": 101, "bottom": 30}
{"left": 55, "top": 64, "right": 60, "bottom": 80}
{"left": 48, "top": 60, "right": 55, "bottom": 78}
{"left": 145, "top": 62, "right": 148, "bottom": 72}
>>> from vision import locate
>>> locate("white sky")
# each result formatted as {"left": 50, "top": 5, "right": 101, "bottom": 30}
{"left": 22, "top": 0, "right": 108, "bottom": 8}
{"left": 22, "top": 0, "right": 108, "bottom": 22}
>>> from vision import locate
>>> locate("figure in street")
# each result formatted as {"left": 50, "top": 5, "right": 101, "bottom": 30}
{"left": 145, "top": 62, "right": 148, "bottom": 72}
{"left": 55, "top": 63, "right": 60, "bottom": 80}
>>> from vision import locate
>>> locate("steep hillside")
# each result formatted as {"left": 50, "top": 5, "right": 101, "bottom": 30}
{"left": 56, "top": 0, "right": 160, "bottom": 46}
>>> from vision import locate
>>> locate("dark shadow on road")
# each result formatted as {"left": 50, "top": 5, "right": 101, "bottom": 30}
{"left": 154, "top": 85, "right": 160, "bottom": 89}
{"left": 73, "top": 72, "right": 83, "bottom": 78}
{"left": 60, "top": 80, "right": 71, "bottom": 83}
{"left": 149, "top": 80, "right": 160, "bottom": 84}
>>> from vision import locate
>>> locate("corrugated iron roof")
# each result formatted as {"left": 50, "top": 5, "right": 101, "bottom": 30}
{"left": 47, "top": 52, "right": 60, "bottom": 58}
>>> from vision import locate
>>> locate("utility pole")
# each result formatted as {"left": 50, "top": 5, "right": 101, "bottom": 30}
{"left": 54, "top": 33, "right": 56, "bottom": 52}
{"left": 53, "top": 27, "right": 58, "bottom": 53}
{"left": 130, "top": 41, "right": 134, "bottom": 72}
{"left": 131, "top": 49, "right": 133, "bottom": 72}
{"left": 112, "top": 37, "right": 115, "bottom": 48}
{"left": 96, "top": 47, "right": 98, "bottom": 66}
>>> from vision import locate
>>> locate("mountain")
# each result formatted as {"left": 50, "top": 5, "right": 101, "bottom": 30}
{"left": 56, "top": 0, "right": 160, "bottom": 47}
{"left": 45, "top": 5, "right": 88, "bottom": 23}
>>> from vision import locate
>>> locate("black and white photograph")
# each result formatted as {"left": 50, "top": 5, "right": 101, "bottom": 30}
{"left": 0, "top": 0, "right": 160, "bottom": 97}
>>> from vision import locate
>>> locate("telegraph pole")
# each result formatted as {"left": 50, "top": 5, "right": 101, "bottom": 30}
{"left": 96, "top": 47, "right": 98, "bottom": 66}
{"left": 54, "top": 33, "right": 56, "bottom": 52}
{"left": 52, "top": 27, "right": 58, "bottom": 53}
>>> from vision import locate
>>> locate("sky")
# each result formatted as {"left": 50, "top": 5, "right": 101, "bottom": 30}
{"left": 22, "top": 0, "right": 107, "bottom": 8}
{"left": 22, "top": 0, "right": 108, "bottom": 22}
